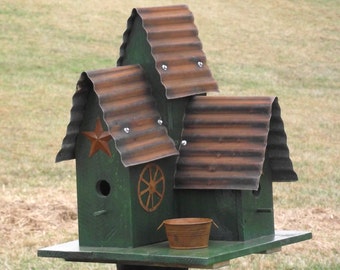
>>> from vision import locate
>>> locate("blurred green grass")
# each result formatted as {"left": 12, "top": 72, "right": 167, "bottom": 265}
{"left": 0, "top": 0, "right": 339, "bottom": 269}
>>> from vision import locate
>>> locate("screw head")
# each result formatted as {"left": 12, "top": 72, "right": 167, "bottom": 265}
{"left": 157, "top": 119, "right": 163, "bottom": 125}
{"left": 197, "top": 61, "right": 204, "bottom": 68}
{"left": 123, "top": 127, "right": 130, "bottom": 134}
{"left": 181, "top": 140, "right": 187, "bottom": 146}
{"left": 161, "top": 64, "right": 168, "bottom": 71}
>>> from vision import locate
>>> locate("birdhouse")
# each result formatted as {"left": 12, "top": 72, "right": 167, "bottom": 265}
{"left": 39, "top": 5, "right": 311, "bottom": 269}
{"left": 56, "top": 65, "right": 180, "bottom": 248}
{"left": 175, "top": 95, "right": 298, "bottom": 241}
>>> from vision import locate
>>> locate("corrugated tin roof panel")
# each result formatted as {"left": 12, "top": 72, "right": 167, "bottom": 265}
{"left": 56, "top": 65, "right": 179, "bottom": 166}
{"left": 175, "top": 96, "right": 297, "bottom": 190}
{"left": 118, "top": 5, "right": 219, "bottom": 99}
{"left": 55, "top": 79, "right": 90, "bottom": 163}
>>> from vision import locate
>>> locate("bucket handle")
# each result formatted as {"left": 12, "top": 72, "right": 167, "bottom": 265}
{"left": 212, "top": 220, "right": 219, "bottom": 229}
{"left": 157, "top": 222, "right": 164, "bottom": 230}
{"left": 157, "top": 220, "right": 219, "bottom": 230}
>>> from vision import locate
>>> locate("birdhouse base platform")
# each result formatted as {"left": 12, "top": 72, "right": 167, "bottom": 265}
{"left": 38, "top": 230, "right": 311, "bottom": 269}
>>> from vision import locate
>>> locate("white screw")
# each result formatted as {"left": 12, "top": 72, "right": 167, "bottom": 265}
{"left": 181, "top": 140, "right": 187, "bottom": 146}
{"left": 161, "top": 64, "right": 168, "bottom": 71}
{"left": 123, "top": 127, "right": 130, "bottom": 134}
{"left": 197, "top": 61, "right": 204, "bottom": 68}
{"left": 157, "top": 119, "right": 163, "bottom": 125}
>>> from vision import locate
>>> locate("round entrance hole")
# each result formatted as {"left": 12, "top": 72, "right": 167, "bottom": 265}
{"left": 96, "top": 180, "right": 111, "bottom": 197}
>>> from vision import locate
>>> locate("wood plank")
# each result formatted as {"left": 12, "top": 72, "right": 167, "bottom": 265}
{"left": 37, "top": 230, "right": 312, "bottom": 269}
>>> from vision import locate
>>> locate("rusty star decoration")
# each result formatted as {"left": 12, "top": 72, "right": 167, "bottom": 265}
{"left": 82, "top": 118, "right": 112, "bottom": 157}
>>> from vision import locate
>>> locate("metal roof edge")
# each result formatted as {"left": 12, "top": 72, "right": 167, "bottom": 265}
{"left": 117, "top": 3, "right": 190, "bottom": 66}
{"left": 117, "top": 5, "right": 219, "bottom": 99}
{"left": 117, "top": 9, "right": 137, "bottom": 66}
{"left": 55, "top": 72, "right": 91, "bottom": 163}
{"left": 174, "top": 95, "right": 297, "bottom": 190}
{"left": 85, "top": 65, "right": 179, "bottom": 168}
{"left": 268, "top": 97, "right": 298, "bottom": 181}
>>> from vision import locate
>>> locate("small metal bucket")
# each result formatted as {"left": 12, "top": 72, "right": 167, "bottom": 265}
{"left": 158, "top": 218, "right": 215, "bottom": 249}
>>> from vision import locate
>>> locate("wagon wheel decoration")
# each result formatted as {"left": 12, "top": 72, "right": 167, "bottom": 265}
{"left": 138, "top": 163, "right": 165, "bottom": 212}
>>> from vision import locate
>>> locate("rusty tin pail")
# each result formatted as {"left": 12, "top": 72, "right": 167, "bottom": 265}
{"left": 158, "top": 218, "right": 213, "bottom": 249}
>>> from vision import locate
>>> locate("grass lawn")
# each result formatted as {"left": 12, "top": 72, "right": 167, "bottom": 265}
{"left": 1, "top": 0, "right": 339, "bottom": 269}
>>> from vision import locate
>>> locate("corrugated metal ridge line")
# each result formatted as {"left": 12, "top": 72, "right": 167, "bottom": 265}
{"left": 153, "top": 50, "right": 206, "bottom": 67}
{"left": 185, "top": 96, "right": 275, "bottom": 112}
{"left": 182, "top": 127, "right": 269, "bottom": 139}
{"left": 120, "top": 132, "right": 180, "bottom": 167}
{"left": 161, "top": 77, "right": 218, "bottom": 99}
{"left": 148, "top": 36, "right": 202, "bottom": 52}
{"left": 86, "top": 65, "right": 146, "bottom": 90}
{"left": 87, "top": 65, "right": 152, "bottom": 122}
{"left": 117, "top": 5, "right": 219, "bottom": 99}
{"left": 184, "top": 113, "right": 270, "bottom": 126}
{"left": 137, "top": 5, "right": 193, "bottom": 27}
{"left": 101, "top": 94, "right": 155, "bottom": 118}
{"left": 86, "top": 65, "right": 179, "bottom": 167}
{"left": 175, "top": 170, "right": 261, "bottom": 190}
{"left": 178, "top": 156, "right": 264, "bottom": 171}
{"left": 147, "top": 24, "right": 199, "bottom": 40}
{"left": 119, "top": 128, "right": 173, "bottom": 154}
{"left": 112, "top": 118, "right": 167, "bottom": 141}
{"left": 159, "top": 63, "right": 213, "bottom": 82}
{"left": 180, "top": 141, "right": 266, "bottom": 157}
{"left": 104, "top": 109, "right": 160, "bottom": 131}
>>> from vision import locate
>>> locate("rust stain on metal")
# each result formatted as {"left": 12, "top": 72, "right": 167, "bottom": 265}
{"left": 56, "top": 65, "right": 179, "bottom": 166}
{"left": 118, "top": 5, "right": 219, "bottom": 99}
{"left": 175, "top": 96, "right": 297, "bottom": 190}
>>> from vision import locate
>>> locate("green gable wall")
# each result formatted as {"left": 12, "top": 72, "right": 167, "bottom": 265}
{"left": 129, "top": 157, "right": 178, "bottom": 246}
{"left": 237, "top": 159, "right": 275, "bottom": 240}
{"left": 176, "top": 160, "right": 275, "bottom": 241}
{"left": 75, "top": 91, "right": 133, "bottom": 247}
{"left": 118, "top": 15, "right": 188, "bottom": 148}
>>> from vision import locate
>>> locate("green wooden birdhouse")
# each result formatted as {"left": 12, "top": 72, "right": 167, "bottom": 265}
{"left": 175, "top": 95, "right": 298, "bottom": 241}
{"left": 39, "top": 5, "right": 311, "bottom": 269}
{"left": 56, "top": 65, "right": 180, "bottom": 248}
{"left": 55, "top": 5, "right": 220, "bottom": 248}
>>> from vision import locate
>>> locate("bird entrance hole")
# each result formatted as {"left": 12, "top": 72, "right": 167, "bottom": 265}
{"left": 96, "top": 180, "right": 111, "bottom": 197}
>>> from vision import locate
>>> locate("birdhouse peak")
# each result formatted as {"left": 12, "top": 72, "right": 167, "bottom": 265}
{"left": 56, "top": 65, "right": 179, "bottom": 166}
{"left": 118, "top": 5, "right": 219, "bottom": 99}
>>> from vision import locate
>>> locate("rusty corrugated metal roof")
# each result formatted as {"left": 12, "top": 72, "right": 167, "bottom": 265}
{"left": 175, "top": 96, "right": 298, "bottom": 190}
{"left": 56, "top": 65, "right": 179, "bottom": 167}
{"left": 117, "top": 5, "right": 219, "bottom": 99}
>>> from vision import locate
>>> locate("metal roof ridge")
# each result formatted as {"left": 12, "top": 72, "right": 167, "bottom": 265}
{"left": 56, "top": 65, "right": 179, "bottom": 166}
{"left": 174, "top": 95, "right": 297, "bottom": 190}
{"left": 117, "top": 5, "right": 219, "bottom": 99}
{"left": 86, "top": 66, "right": 179, "bottom": 167}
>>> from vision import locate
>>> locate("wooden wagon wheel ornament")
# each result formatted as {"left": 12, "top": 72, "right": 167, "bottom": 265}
{"left": 138, "top": 163, "right": 165, "bottom": 212}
